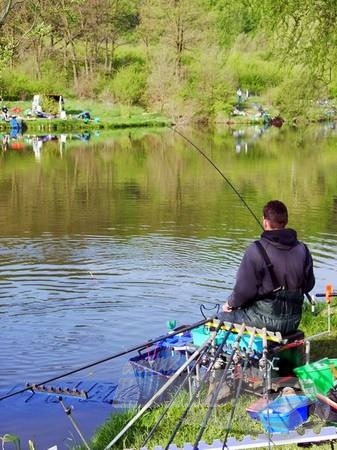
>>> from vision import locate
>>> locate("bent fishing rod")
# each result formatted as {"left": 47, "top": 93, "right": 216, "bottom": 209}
{"left": 0, "top": 316, "right": 215, "bottom": 402}
{"left": 169, "top": 125, "right": 263, "bottom": 231}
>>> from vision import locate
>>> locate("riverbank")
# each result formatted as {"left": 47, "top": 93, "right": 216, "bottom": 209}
{"left": 0, "top": 99, "right": 171, "bottom": 132}
{"left": 1, "top": 95, "right": 335, "bottom": 134}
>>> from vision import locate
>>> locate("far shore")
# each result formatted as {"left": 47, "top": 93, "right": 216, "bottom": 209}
{"left": 0, "top": 95, "right": 335, "bottom": 134}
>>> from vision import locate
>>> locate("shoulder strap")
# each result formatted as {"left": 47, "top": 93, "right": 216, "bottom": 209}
{"left": 301, "top": 242, "right": 311, "bottom": 292}
{"left": 254, "top": 240, "right": 280, "bottom": 290}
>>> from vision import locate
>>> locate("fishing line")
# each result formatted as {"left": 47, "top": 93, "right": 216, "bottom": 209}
{"left": 169, "top": 126, "right": 263, "bottom": 230}
{"left": 0, "top": 317, "right": 215, "bottom": 402}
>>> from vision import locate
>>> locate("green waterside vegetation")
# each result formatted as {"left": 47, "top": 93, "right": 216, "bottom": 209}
{"left": 0, "top": 99, "right": 170, "bottom": 131}
{"left": 74, "top": 302, "right": 337, "bottom": 450}
{"left": 1, "top": 1, "right": 337, "bottom": 124}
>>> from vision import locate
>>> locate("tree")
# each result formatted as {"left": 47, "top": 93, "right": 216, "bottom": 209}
{"left": 259, "top": 0, "right": 337, "bottom": 83}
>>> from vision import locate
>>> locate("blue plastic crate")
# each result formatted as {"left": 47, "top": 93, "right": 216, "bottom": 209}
{"left": 257, "top": 395, "right": 310, "bottom": 433}
{"left": 191, "top": 326, "right": 228, "bottom": 347}
{"left": 191, "top": 326, "right": 263, "bottom": 354}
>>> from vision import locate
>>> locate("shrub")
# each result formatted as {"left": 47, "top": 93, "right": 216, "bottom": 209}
{"left": 109, "top": 64, "right": 147, "bottom": 106}
{"left": 226, "top": 51, "right": 283, "bottom": 95}
{"left": 0, "top": 71, "right": 36, "bottom": 100}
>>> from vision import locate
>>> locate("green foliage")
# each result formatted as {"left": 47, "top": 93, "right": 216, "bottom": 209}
{"left": 182, "top": 48, "right": 231, "bottom": 121}
{"left": 109, "top": 64, "right": 147, "bottom": 106}
{"left": 213, "top": 0, "right": 263, "bottom": 47}
{"left": 269, "top": 70, "right": 328, "bottom": 121}
{"left": 0, "top": 0, "right": 336, "bottom": 120}
{"left": 0, "top": 72, "right": 36, "bottom": 100}
{"left": 226, "top": 52, "right": 284, "bottom": 95}
{"left": 0, "top": 64, "right": 69, "bottom": 101}
{"left": 40, "top": 95, "right": 59, "bottom": 115}
{"left": 110, "top": 46, "right": 146, "bottom": 72}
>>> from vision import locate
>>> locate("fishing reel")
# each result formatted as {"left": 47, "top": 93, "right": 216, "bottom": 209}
{"left": 200, "top": 350, "right": 227, "bottom": 370}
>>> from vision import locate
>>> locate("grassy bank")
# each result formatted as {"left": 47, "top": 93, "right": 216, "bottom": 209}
{"left": 1, "top": 94, "right": 334, "bottom": 133}
{"left": 0, "top": 99, "right": 171, "bottom": 132}
{"left": 76, "top": 302, "right": 337, "bottom": 450}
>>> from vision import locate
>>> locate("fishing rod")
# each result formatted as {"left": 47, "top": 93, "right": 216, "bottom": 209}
{"left": 192, "top": 323, "right": 246, "bottom": 450}
{"left": 141, "top": 346, "right": 207, "bottom": 448}
{"left": 141, "top": 320, "right": 224, "bottom": 448}
{"left": 104, "top": 326, "right": 221, "bottom": 450}
{"left": 164, "top": 323, "right": 235, "bottom": 450}
{"left": 0, "top": 316, "right": 215, "bottom": 402}
{"left": 222, "top": 328, "right": 256, "bottom": 450}
{"left": 169, "top": 126, "right": 263, "bottom": 230}
{"left": 260, "top": 328, "right": 272, "bottom": 450}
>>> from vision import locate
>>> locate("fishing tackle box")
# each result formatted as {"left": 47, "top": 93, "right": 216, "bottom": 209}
{"left": 191, "top": 325, "right": 264, "bottom": 354}
{"left": 256, "top": 394, "right": 311, "bottom": 433}
{"left": 294, "top": 358, "right": 337, "bottom": 399}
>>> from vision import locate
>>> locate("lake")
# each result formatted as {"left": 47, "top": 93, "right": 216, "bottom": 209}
{"left": 0, "top": 123, "right": 337, "bottom": 447}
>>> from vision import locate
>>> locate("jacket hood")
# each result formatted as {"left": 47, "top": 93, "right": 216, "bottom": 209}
{"left": 261, "top": 228, "right": 299, "bottom": 249}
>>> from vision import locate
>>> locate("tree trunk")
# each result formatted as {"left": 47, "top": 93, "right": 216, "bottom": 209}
{"left": 84, "top": 40, "right": 89, "bottom": 76}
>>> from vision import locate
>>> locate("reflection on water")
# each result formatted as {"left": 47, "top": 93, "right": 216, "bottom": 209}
{"left": 1, "top": 125, "right": 273, "bottom": 160}
{"left": 1, "top": 131, "right": 94, "bottom": 160}
{"left": 230, "top": 125, "right": 270, "bottom": 153}
{"left": 0, "top": 124, "right": 337, "bottom": 445}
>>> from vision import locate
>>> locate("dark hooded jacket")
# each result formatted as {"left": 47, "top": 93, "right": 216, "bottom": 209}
{"left": 227, "top": 228, "right": 315, "bottom": 334}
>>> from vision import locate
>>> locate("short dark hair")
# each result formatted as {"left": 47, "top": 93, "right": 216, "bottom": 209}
{"left": 263, "top": 200, "right": 288, "bottom": 228}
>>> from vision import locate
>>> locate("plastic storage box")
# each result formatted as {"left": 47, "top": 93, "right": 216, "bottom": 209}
{"left": 246, "top": 397, "right": 269, "bottom": 420}
{"left": 191, "top": 326, "right": 263, "bottom": 354}
{"left": 257, "top": 394, "right": 310, "bottom": 433}
{"left": 294, "top": 358, "right": 337, "bottom": 399}
{"left": 191, "top": 326, "right": 229, "bottom": 347}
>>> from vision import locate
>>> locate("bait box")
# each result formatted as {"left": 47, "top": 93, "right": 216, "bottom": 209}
{"left": 257, "top": 395, "right": 310, "bottom": 433}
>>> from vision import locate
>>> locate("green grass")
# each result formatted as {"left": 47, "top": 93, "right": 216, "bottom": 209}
{"left": 80, "top": 391, "right": 266, "bottom": 450}
{"left": 0, "top": 99, "right": 170, "bottom": 131}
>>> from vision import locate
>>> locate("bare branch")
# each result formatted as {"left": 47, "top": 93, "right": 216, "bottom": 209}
{"left": 0, "top": 0, "right": 22, "bottom": 28}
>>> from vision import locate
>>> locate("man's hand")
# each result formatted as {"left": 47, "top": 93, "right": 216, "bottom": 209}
{"left": 222, "top": 302, "right": 233, "bottom": 312}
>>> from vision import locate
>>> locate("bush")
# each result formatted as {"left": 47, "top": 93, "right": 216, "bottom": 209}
{"left": 270, "top": 70, "right": 327, "bottom": 121}
{"left": 0, "top": 72, "right": 36, "bottom": 100}
{"left": 0, "top": 64, "right": 71, "bottom": 100}
{"left": 40, "top": 95, "right": 59, "bottom": 115}
{"left": 109, "top": 64, "right": 147, "bottom": 106}
{"left": 226, "top": 52, "right": 283, "bottom": 95}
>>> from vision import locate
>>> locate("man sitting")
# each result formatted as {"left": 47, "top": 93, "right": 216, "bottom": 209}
{"left": 219, "top": 200, "right": 315, "bottom": 335}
